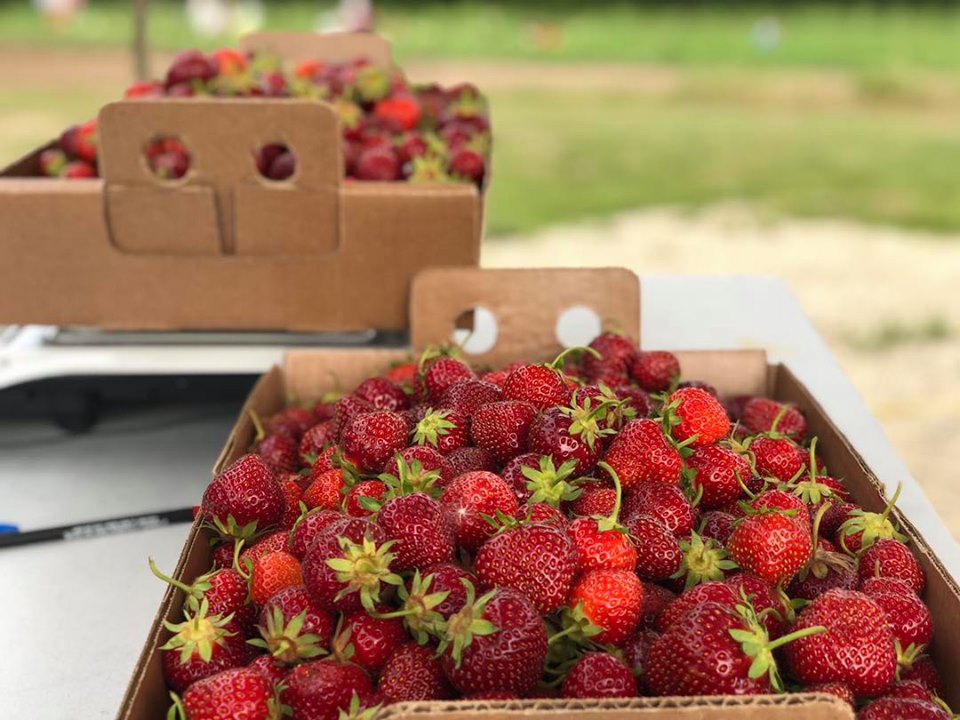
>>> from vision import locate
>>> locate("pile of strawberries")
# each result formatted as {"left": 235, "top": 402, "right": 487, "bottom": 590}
{"left": 154, "top": 335, "right": 950, "bottom": 720}
{"left": 37, "top": 47, "right": 490, "bottom": 186}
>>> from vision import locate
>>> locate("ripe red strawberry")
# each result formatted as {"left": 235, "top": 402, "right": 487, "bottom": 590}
{"left": 267, "top": 406, "right": 315, "bottom": 440}
{"left": 613, "top": 384, "right": 652, "bottom": 418}
{"left": 440, "top": 471, "right": 519, "bottom": 550}
{"left": 259, "top": 585, "right": 335, "bottom": 651}
{"left": 858, "top": 539, "right": 925, "bottom": 594}
{"left": 787, "top": 537, "right": 858, "bottom": 601}
{"left": 749, "top": 436, "right": 807, "bottom": 482}
{"left": 201, "top": 454, "right": 283, "bottom": 538}
{"left": 378, "top": 492, "right": 455, "bottom": 570}
{"left": 299, "top": 422, "right": 336, "bottom": 463}
{"left": 638, "top": 583, "right": 676, "bottom": 628}
{"left": 354, "top": 377, "right": 409, "bottom": 412}
{"left": 726, "top": 510, "right": 812, "bottom": 586}
{"left": 500, "top": 452, "right": 541, "bottom": 502}
{"left": 624, "top": 513, "right": 682, "bottom": 581}
{"left": 39, "top": 148, "right": 67, "bottom": 177}
{"left": 784, "top": 589, "right": 897, "bottom": 696}
{"left": 302, "top": 468, "right": 346, "bottom": 511}
{"left": 354, "top": 144, "right": 401, "bottom": 180}
{"left": 631, "top": 351, "right": 680, "bottom": 392}
{"left": 413, "top": 409, "right": 470, "bottom": 455}
{"left": 502, "top": 363, "right": 571, "bottom": 409}
{"left": 379, "top": 643, "right": 454, "bottom": 703}
{"left": 562, "top": 652, "right": 637, "bottom": 699}
{"left": 726, "top": 571, "right": 788, "bottom": 639}
{"left": 419, "top": 356, "right": 476, "bottom": 401}
{"left": 64, "top": 160, "right": 97, "bottom": 178}
{"left": 602, "top": 419, "right": 682, "bottom": 488}
{"left": 858, "top": 698, "right": 949, "bottom": 720}
{"left": 374, "top": 94, "right": 422, "bottom": 131}
{"left": 699, "top": 510, "right": 737, "bottom": 544}
{"left": 301, "top": 520, "right": 399, "bottom": 614}
{"left": 439, "top": 446, "right": 496, "bottom": 484}
{"left": 438, "top": 379, "right": 502, "bottom": 418}
{"left": 820, "top": 499, "right": 858, "bottom": 539}
{"left": 309, "top": 446, "right": 338, "bottom": 478}
{"left": 527, "top": 406, "right": 609, "bottom": 476}
{"left": 480, "top": 361, "right": 524, "bottom": 389}
{"left": 174, "top": 667, "right": 276, "bottom": 720}
{"left": 621, "top": 481, "right": 696, "bottom": 537}
{"left": 333, "top": 610, "right": 408, "bottom": 675}
{"left": 749, "top": 488, "right": 811, "bottom": 527}
{"left": 475, "top": 522, "right": 578, "bottom": 614}
{"left": 386, "top": 359, "right": 418, "bottom": 390}
{"left": 900, "top": 655, "right": 943, "bottom": 696}
{"left": 283, "top": 659, "right": 374, "bottom": 720}
{"left": 470, "top": 400, "right": 538, "bottom": 463}
{"left": 448, "top": 147, "right": 486, "bottom": 186}
{"left": 341, "top": 411, "right": 408, "bottom": 473}
{"left": 663, "top": 387, "right": 730, "bottom": 448}
{"left": 287, "top": 509, "right": 344, "bottom": 560}
{"left": 161, "top": 601, "right": 248, "bottom": 693}
{"left": 568, "top": 569, "right": 643, "bottom": 646}
{"left": 655, "top": 580, "right": 738, "bottom": 632}
{"left": 861, "top": 576, "right": 916, "bottom": 596}
{"left": 567, "top": 485, "right": 616, "bottom": 517}
{"left": 344, "top": 480, "right": 388, "bottom": 517}
{"left": 582, "top": 332, "right": 637, "bottom": 384}
{"left": 646, "top": 601, "right": 819, "bottom": 696}
{"left": 149, "top": 559, "right": 255, "bottom": 632}
{"left": 420, "top": 563, "right": 477, "bottom": 621}
{"left": 165, "top": 49, "right": 218, "bottom": 87}
{"left": 687, "top": 445, "right": 751, "bottom": 509}
{"left": 250, "top": 551, "right": 303, "bottom": 605}
{"left": 524, "top": 501, "right": 567, "bottom": 527}
{"left": 382, "top": 445, "right": 444, "bottom": 479}
{"left": 865, "top": 588, "right": 933, "bottom": 658}
{"left": 835, "top": 491, "right": 906, "bottom": 554}
{"left": 247, "top": 653, "right": 288, "bottom": 685}
{"left": 278, "top": 476, "right": 305, "bottom": 530}
{"left": 741, "top": 397, "right": 807, "bottom": 440}
{"left": 439, "top": 586, "right": 548, "bottom": 695}
{"left": 332, "top": 395, "right": 373, "bottom": 440}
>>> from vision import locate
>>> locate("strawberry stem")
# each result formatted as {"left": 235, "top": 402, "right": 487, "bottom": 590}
{"left": 596, "top": 461, "right": 623, "bottom": 530}
{"left": 248, "top": 409, "right": 266, "bottom": 443}
{"left": 149, "top": 557, "right": 193, "bottom": 596}
{"left": 765, "top": 624, "right": 827, "bottom": 652}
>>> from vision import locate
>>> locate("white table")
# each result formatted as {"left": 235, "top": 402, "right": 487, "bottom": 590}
{"left": 1, "top": 276, "right": 956, "bottom": 719}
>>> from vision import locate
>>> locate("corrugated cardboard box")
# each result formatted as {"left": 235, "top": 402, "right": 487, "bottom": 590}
{"left": 0, "top": 33, "right": 481, "bottom": 332}
{"left": 118, "top": 268, "right": 959, "bottom": 718}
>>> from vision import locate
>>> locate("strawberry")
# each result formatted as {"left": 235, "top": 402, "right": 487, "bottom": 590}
{"left": 500, "top": 452, "right": 542, "bottom": 502}
{"left": 283, "top": 659, "right": 374, "bottom": 720}
{"left": 278, "top": 476, "right": 305, "bottom": 530}
{"left": 809, "top": 682, "right": 855, "bottom": 705}
{"left": 247, "top": 654, "right": 289, "bottom": 685}
{"left": 64, "top": 159, "right": 98, "bottom": 178}
{"left": 333, "top": 610, "right": 408, "bottom": 675}
{"left": 858, "top": 698, "right": 949, "bottom": 720}
{"left": 638, "top": 583, "right": 676, "bottom": 628}
{"left": 353, "top": 142, "right": 400, "bottom": 181}
{"left": 749, "top": 436, "right": 807, "bottom": 483}
{"left": 440, "top": 471, "right": 519, "bottom": 550}
{"left": 165, "top": 50, "right": 218, "bottom": 87}
{"left": 211, "top": 47, "right": 246, "bottom": 75}
{"left": 567, "top": 485, "right": 616, "bottom": 517}
{"left": 302, "top": 468, "right": 346, "bottom": 511}
{"left": 448, "top": 148, "right": 486, "bottom": 186}
{"left": 332, "top": 395, "right": 373, "bottom": 440}
{"left": 655, "top": 580, "right": 738, "bottom": 632}
{"left": 418, "top": 355, "right": 475, "bottom": 401}
{"left": 646, "top": 600, "right": 823, "bottom": 696}
{"left": 582, "top": 332, "right": 637, "bottom": 385}
{"left": 418, "top": 563, "right": 477, "bottom": 621}
{"left": 749, "top": 488, "right": 810, "bottom": 524}
{"left": 378, "top": 643, "right": 454, "bottom": 703}
{"left": 438, "top": 379, "right": 502, "bottom": 418}
{"left": 354, "top": 377, "right": 409, "bottom": 412}
{"left": 172, "top": 667, "right": 277, "bottom": 720}
{"left": 699, "top": 510, "right": 737, "bottom": 544}
{"left": 382, "top": 445, "right": 444, "bottom": 479}
{"left": 378, "top": 492, "right": 455, "bottom": 571}
{"left": 861, "top": 576, "right": 916, "bottom": 596}
{"left": 741, "top": 397, "right": 807, "bottom": 440}
{"left": 524, "top": 501, "right": 568, "bottom": 527}
{"left": 630, "top": 351, "right": 680, "bottom": 392}
{"left": 726, "top": 509, "right": 812, "bottom": 586}
{"left": 673, "top": 532, "right": 737, "bottom": 590}
{"left": 310, "top": 446, "right": 339, "bottom": 477}
{"left": 413, "top": 409, "right": 470, "bottom": 455}
{"left": 613, "top": 384, "right": 652, "bottom": 418}
{"left": 124, "top": 80, "right": 165, "bottom": 99}
{"left": 663, "top": 387, "right": 730, "bottom": 448}
{"left": 149, "top": 559, "right": 255, "bottom": 632}
{"left": 161, "top": 601, "right": 248, "bottom": 693}
{"left": 527, "top": 406, "right": 610, "bottom": 476}
{"left": 439, "top": 586, "right": 548, "bottom": 695}
{"left": 287, "top": 509, "right": 345, "bottom": 560}
{"left": 621, "top": 481, "right": 696, "bottom": 537}
{"left": 726, "top": 571, "right": 787, "bottom": 639}
{"left": 566, "top": 485, "right": 637, "bottom": 573}
{"left": 239, "top": 530, "right": 289, "bottom": 568}
{"left": 341, "top": 411, "right": 408, "bottom": 473}
{"left": 788, "top": 504, "right": 858, "bottom": 600}
{"left": 344, "top": 480, "right": 387, "bottom": 517}
{"left": 470, "top": 400, "right": 538, "bottom": 463}
{"left": 836, "top": 490, "right": 907, "bottom": 554}
{"left": 602, "top": 418, "right": 682, "bottom": 488}
{"left": 900, "top": 655, "right": 944, "bottom": 696}
{"left": 502, "top": 362, "right": 571, "bottom": 409}
{"left": 624, "top": 513, "right": 682, "bottom": 582}
{"left": 623, "top": 627, "right": 660, "bottom": 692}
{"left": 784, "top": 589, "right": 897, "bottom": 696}
{"left": 567, "top": 569, "right": 643, "bottom": 647}
{"left": 201, "top": 454, "right": 283, "bottom": 539}
{"left": 884, "top": 678, "right": 935, "bottom": 701}
{"left": 475, "top": 522, "right": 578, "bottom": 614}
{"left": 439, "top": 446, "right": 496, "bottom": 484}
{"left": 480, "top": 361, "right": 524, "bottom": 389}
{"left": 385, "top": 359, "right": 418, "bottom": 390}
{"left": 858, "top": 539, "right": 925, "bottom": 594}
{"left": 561, "top": 652, "right": 637, "bottom": 699}
{"left": 267, "top": 407, "right": 315, "bottom": 440}
{"left": 864, "top": 588, "right": 933, "bottom": 662}
{"left": 39, "top": 148, "right": 67, "bottom": 177}
{"left": 301, "top": 520, "right": 400, "bottom": 613}
{"left": 299, "top": 422, "right": 336, "bottom": 463}
{"left": 250, "top": 551, "right": 303, "bottom": 605}
{"left": 258, "top": 585, "right": 335, "bottom": 652}
{"left": 374, "top": 94, "right": 422, "bottom": 131}
{"left": 687, "top": 444, "right": 751, "bottom": 509}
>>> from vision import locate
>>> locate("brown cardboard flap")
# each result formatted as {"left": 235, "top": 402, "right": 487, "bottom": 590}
{"left": 240, "top": 31, "right": 393, "bottom": 68}
{"left": 97, "top": 99, "right": 342, "bottom": 256}
{"left": 410, "top": 267, "right": 641, "bottom": 367}
{"left": 105, "top": 185, "right": 221, "bottom": 255}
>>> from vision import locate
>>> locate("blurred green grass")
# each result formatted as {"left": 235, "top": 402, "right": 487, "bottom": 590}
{"left": 1, "top": 1, "right": 959, "bottom": 70}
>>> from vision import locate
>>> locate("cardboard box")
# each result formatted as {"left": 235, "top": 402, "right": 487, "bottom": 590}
{"left": 118, "top": 268, "right": 959, "bottom": 719}
{"left": 0, "top": 33, "right": 481, "bottom": 332}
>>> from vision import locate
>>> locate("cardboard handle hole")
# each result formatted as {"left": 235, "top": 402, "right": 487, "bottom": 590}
{"left": 452, "top": 306, "right": 498, "bottom": 356}
{"left": 144, "top": 135, "right": 192, "bottom": 182}
{"left": 556, "top": 306, "right": 603, "bottom": 348}
{"left": 254, "top": 142, "right": 298, "bottom": 182}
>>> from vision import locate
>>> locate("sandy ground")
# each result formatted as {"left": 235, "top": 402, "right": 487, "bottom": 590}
{"left": 483, "top": 203, "right": 960, "bottom": 538}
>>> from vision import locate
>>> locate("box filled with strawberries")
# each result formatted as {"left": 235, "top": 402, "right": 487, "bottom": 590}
{"left": 120, "top": 269, "right": 960, "bottom": 720}
{"left": 0, "top": 32, "right": 484, "bottom": 332}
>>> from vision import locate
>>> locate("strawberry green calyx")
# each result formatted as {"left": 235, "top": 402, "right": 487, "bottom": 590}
{"left": 417, "top": 345, "right": 463, "bottom": 374}
{"left": 837, "top": 483, "right": 907, "bottom": 553}
{"left": 559, "top": 396, "right": 617, "bottom": 451}
{"left": 798, "top": 503, "right": 855, "bottom": 582}
{"left": 673, "top": 532, "right": 738, "bottom": 590}
{"left": 895, "top": 639, "right": 926, "bottom": 675}
{"left": 338, "top": 692, "right": 381, "bottom": 720}
{"left": 595, "top": 462, "right": 626, "bottom": 533}
{"left": 789, "top": 438, "right": 835, "bottom": 504}
{"left": 354, "top": 65, "right": 391, "bottom": 102}
{"left": 326, "top": 536, "right": 403, "bottom": 612}
{"left": 378, "top": 456, "right": 442, "bottom": 499}
{"left": 149, "top": 558, "right": 215, "bottom": 613}
{"left": 437, "top": 580, "right": 497, "bottom": 668}
{"left": 166, "top": 692, "right": 187, "bottom": 720}
{"left": 383, "top": 570, "right": 450, "bottom": 644}
{"left": 408, "top": 155, "right": 452, "bottom": 184}
{"left": 206, "top": 514, "right": 260, "bottom": 542}
{"left": 249, "top": 608, "right": 326, "bottom": 665}
{"left": 522, "top": 457, "right": 581, "bottom": 507}
{"left": 730, "top": 601, "right": 826, "bottom": 693}
{"left": 413, "top": 409, "right": 456, "bottom": 449}
{"left": 552, "top": 602, "right": 603, "bottom": 647}
{"left": 161, "top": 599, "right": 236, "bottom": 665}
